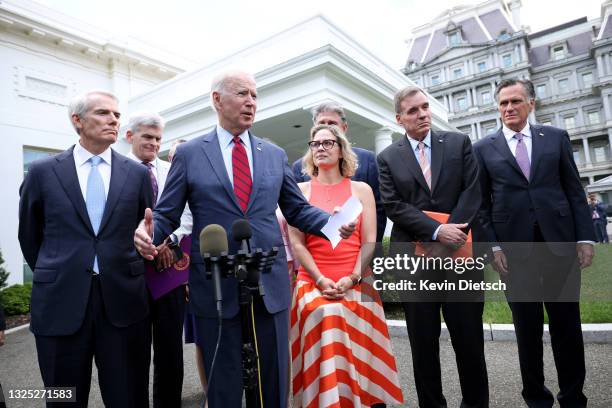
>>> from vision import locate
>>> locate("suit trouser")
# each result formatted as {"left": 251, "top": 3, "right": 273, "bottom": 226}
{"left": 506, "top": 227, "right": 586, "bottom": 408}
{"left": 35, "top": 275, "right": 150, "bottom": 407}
{"left": 195, "top": 296, "right": 285, "bottom": 408}
{"left": 150, "top": 285, "right": 187, "bottom": 408}
{"left": 593, "top": 220, "right": 607, "bottom": 243}
{"left": 403, "top": 301, "right": 489, "bottom": 408}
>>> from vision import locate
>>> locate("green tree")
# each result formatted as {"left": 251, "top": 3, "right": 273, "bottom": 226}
{"left": 0, "top": 249, "right": 9, "bottom": 289}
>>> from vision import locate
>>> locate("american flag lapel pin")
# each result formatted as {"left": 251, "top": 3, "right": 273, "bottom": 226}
{"left": 539, "top": 132, "right": 544, "bottom": 137}
{"left": 256, "top": 143, "right": 262, "bottom": 151}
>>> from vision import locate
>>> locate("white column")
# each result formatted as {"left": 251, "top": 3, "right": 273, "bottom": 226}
{"left": 496, "top": 117, "right": 501, "bottom": 128}
{"left": 472, "top": 87, "right": 478, "bottom": 106}
{"left": 375, "top": 127, "right": 394, "bottom": 155}
{"left": 608, "top": 128, "right": 612, "bottom": 159}
{"left": 577, "top": 108, "right": 585, "bottom": 127}
{"left": 606, "top": 53, "right": 612, "bottom": 76}
{"left": 603, "top": 93, "right": 612, "bottom": 121}
{"left": 471, "top": 123, "right": 477, "bottom": 140}
{"left": 582, "top": 137, "right": 592, "bottom": 166}
{"left": 476, "top": 122, "right": 482, "bottom": 139}
{"left": 444, "top": 94, "right": 450, "bottom": 111}
{"left": 598, "top": 55, "right": 606, "bottom": 77}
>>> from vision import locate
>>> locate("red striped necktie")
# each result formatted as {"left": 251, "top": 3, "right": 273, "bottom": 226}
{"left": 232, "top": 136, "right": 252, "bottom": 212}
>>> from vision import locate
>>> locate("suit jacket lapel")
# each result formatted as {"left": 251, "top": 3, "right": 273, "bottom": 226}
{"left": 53, "top": 146, "right": 94, "bottom": 234}
{"left": 201, "top": 130, "right": 242, "bottom": 212}
{"left": 247, "top": 133, "right": 264, "bottom": 213}
{"left": 529, "top": 124, "right": 544, "bottom": 181}
{"left": 490, "top": 128, "right": 527, "bottom": 181}
{"left": 430, "top": 131, "right": 444, "bottom": 193}
{"left": 98, "top": 150, "right": 130, "bottom": 234}
{"left": 397, "top": 137, "right": 431, "bottom": 194}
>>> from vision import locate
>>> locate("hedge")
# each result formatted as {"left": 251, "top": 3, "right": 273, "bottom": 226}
{"left": 1, "top": 283, "right": 32, "bottom": 316}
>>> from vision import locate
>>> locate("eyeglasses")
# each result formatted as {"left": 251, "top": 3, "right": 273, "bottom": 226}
{"left": 308, "top": 139, "right": 338, "bottom": 151}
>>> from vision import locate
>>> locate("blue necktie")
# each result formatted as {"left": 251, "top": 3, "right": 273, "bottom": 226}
{"left": 86, "top": 156, "right": 106, "bottom": 273}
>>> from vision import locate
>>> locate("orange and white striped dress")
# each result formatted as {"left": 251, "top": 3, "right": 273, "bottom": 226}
{"left": 290, "top": 178, "right": 403, "bottom": 407}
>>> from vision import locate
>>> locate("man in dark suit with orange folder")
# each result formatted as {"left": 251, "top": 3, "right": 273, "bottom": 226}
{"left": 378, "top": 86, "right": 488, "bottom": 408}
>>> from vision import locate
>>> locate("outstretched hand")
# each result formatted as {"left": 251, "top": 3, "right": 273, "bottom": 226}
{"left": 134, "top": 208, "right": 157, "bottom": 260}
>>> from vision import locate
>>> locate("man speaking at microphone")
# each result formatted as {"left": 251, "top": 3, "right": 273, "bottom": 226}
{"left": 134, "top": 70, "right": 356, "bottom": 408}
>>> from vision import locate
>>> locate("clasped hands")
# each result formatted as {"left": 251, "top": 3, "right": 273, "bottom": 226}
{"left": 317, "top": 275, "right": 357, "bottom": 300}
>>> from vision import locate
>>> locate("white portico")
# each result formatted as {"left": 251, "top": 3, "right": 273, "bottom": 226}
{"left": 123, "top": 15, "right": 452, "bottom": 162}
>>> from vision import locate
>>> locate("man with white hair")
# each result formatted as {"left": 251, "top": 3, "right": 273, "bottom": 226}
{"left": 19, "top": 90, "right": 153, "bottom": 406}
{"left": 126, "top": 112, "right": 192, "bottom": 408}
{"left": 134, "top": 70, "right": 356, "bottom": 408}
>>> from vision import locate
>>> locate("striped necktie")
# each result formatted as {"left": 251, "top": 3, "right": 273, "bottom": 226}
{"left": 86, "top": 156, "right": 106, "bottom": 273}
{"left": 418, "top": 141, "right": 432, "bottom": 189}
{"left": 232, "top": 136, "right": 252, "bottom": 212}
{"left": 142, "top": 161, "right": 158, "bottom": 204}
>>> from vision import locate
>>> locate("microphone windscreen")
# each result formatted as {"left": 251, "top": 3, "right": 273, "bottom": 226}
{"left": 199, "top": 224, "right": 228, "bottom": 257}
{"left": 231, "top": 219, "right": 252, "bottom": 242}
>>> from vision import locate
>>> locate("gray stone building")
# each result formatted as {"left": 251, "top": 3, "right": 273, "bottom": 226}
{"left": 402, "top": 0, "right": 612, "bottom": 207}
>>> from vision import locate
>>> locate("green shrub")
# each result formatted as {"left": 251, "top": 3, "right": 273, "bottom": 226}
{"left": 1, "top": 283, "right": 32, "bottom": 316}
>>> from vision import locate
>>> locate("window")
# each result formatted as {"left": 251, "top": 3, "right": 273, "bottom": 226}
{"left": 449, "top": 31, "right": 461, "bottom": 45}
{"left": 457, "top": 97, "right": 467, "bottom": 111}
{"left": 540, "top": 120, "right": 552, "bottom": 126}
{"left": 477, "top": 61, "right": 487, "bottom": 72}
{"left": 582, "top": 72, "right": 594, "bottom": 87}
{"left": 483, "top": 124, "right": 497, "bottom": 135}
{"left": 558, "top": 78, "right": 569, "bottom": 93}
{"left": 552, "top": 46, "right": 565, "bottom": 60}
{"left": 594, "top": 146, "right": 607, "bottom": 162}
{"left": 564, "top": 116, "right": 575, "bottom": 129}
{"left": 588, "top": 111, "right": 600, "bottom": 125}
{"left": 481, "top": 91, "right": 492, "bottom": 105}
{"left": 573, "top": 147, "right": 582, "bottom": 165}
{"left": 502, "top": 54, "right": 513, "bottom": 68}
{"left": 498, "top": 30, "right": 511, "bottom": 40}
{"left": 453, "top": 67, "right": 464, "bottom": 79}
{"left": 22, "top": 146, "right": 61, "bottom": 282}
{"left": 430, "top": 74, "right": 440, "bottom": 86}
{"left": 536, "top": 84, "right": 547, "bottom": 98}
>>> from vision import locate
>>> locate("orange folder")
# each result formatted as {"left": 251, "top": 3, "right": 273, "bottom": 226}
{"left": 414, "top": 211, "right": 473, "bottom": 258}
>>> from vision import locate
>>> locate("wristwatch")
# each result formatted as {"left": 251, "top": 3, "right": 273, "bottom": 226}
{"left": 167, "top": 234, "right": 183, "bottom": 259}
{"left": 349, "top": 273, "right": 362, "bottom": 285}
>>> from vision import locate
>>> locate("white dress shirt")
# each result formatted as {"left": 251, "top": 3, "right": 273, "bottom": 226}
{"left": 502, "top": 122, "right": 532, "bottom": 161}
{"left": 216, "top": 125, "right": 254, "bottom": 186}
{"left": 73, "top": 142, "right": 112, "bottom": 200}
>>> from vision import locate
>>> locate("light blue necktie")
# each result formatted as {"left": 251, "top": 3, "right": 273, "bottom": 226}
{"left": 86, "top": 156, "right": 106, "bottom": 273}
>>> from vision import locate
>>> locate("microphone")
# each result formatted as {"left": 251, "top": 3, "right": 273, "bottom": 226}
{"left": 232, "top": 219, "right": 252, "bottom": 253}
{"left": 199, "top": 224, "right": 228, "bottom": 319}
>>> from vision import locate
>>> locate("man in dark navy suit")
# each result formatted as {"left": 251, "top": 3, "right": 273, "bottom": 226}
{"left": 19, "top": 90, "right": 153, "bottom": 407}
{"left": 474, "top": 78, "right": 595, "bottom": 408}
{"left": 134, "top": 71, "right": 356, "bottom": 408}
{"left": 292, "top": 102, "right": 386, "bottom": 241}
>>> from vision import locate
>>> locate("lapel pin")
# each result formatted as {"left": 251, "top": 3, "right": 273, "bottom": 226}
{"left": 539, "top": 132, "right": 544, "bottom": 137}
{"left": 438, "top": 139, "right": 443, "bottom": 143}
{"left": 256, "top": 143, "right": 262, "bottom": 151}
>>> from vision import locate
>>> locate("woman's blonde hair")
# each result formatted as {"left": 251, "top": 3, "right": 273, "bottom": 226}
{"left": 301, "top": 124, "right": 357, "bottom": 178}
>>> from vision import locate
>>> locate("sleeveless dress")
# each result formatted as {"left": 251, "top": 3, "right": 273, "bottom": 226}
{"left": 290, "top": 177, "right": 403, "bottom": 407}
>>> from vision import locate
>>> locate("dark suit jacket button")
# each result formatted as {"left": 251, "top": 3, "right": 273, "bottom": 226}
{"left": 430, "top": 199, "right": 437, "bottom": 205}
{"left": 94, "top": 238, "right": 99, "bottom": 243}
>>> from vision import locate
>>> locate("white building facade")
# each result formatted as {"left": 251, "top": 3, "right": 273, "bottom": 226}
{"left": 1, "top": 2, "right": 452, "bottom": 285}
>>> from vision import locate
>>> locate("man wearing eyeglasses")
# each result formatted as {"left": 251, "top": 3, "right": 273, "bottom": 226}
{"left": 292, "top": 102, "right": 386, "bottom": 242}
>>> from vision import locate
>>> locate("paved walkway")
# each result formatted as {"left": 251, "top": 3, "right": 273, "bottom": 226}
{"left": 1, "top": 326, "right": 611, "bottom": 407}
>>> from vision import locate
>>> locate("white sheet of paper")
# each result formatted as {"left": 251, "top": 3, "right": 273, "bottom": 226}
{"left": 321, "top": 195, "right": 363, "bottom": 249}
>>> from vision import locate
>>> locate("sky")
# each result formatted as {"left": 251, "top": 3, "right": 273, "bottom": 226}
{"left": 36, "top": 0, "right": 605, "bottom": 70}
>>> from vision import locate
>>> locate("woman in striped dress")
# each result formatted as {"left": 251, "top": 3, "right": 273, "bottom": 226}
{"left": 289, "top": 124, "right": 403, "bottom": 407}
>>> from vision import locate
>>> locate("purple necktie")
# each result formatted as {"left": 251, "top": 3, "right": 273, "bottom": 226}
{"left": 142, "top": 161, "right": 158, "bottom": 204}
{"left": 514, "top": 133, "right": 530, "bottom": 180}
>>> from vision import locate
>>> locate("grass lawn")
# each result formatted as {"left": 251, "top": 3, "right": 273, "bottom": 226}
{"left": 384, "top": 243, "right": 612, "bottom": 324}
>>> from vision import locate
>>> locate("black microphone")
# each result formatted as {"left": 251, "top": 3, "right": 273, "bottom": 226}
{"left": 199, "top": 224, "right": 228, "bottom": 318}
{"left": 232, "top": 219, "right": 252, "bottom": 253}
